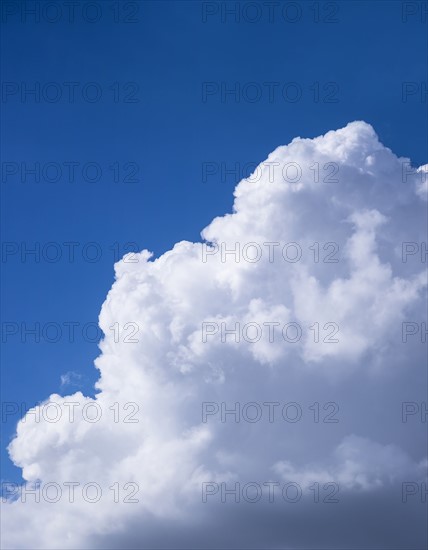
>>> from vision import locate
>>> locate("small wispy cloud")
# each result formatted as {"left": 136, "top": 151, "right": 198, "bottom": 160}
{"left": 60, "top": 371, "right": 83, "bottom": 388}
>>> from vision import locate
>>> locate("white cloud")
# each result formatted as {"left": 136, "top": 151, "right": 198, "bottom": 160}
{"left": 60, "top": 371, "right": 83, "bottom": 388}
{"left": 273, "top": 434, "right": 428, "bottom": 491}
{"left": 2, "top": 122, "right": 427, "bottom": 549}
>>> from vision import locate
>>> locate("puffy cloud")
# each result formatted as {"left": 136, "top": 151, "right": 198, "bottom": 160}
{"left": 274, "top": 434, "right": 428, "bottom": 491}
{"left": 416, "top": 164, "right": 428, "bottom": 199}
{"left": 2, "top": 122, "right": 427, "bottom": 549}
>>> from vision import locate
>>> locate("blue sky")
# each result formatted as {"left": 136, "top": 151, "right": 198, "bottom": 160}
{"left": 1, "top": 0, "right": 427, "bottom": 499}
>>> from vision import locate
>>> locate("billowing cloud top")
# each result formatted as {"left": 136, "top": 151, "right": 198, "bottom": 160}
{"left": 2, "top": 122, "right": 427, "bottom": 549}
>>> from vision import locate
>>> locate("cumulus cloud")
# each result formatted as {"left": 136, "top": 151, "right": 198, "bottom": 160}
{"left": 274, "top": 434, "right": 428, "bottom": 491}
{"left": 2, "top": 122, "right": 427, "bottom": 549}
